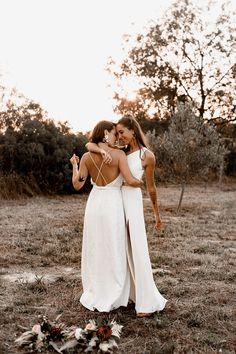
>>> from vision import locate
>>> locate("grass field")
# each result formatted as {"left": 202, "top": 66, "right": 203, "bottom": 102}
{"left": 0, "top": 183, "right": 235, "bottom": 353}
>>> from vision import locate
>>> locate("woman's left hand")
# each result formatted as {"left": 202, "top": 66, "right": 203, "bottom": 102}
{"left": 155, "top": 218, "right": 163, "bottom": 231}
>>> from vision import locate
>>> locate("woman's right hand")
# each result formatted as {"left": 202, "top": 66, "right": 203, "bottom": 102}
{"left": 70, "top": 154, "right": 79, "bottom": 165}
{"left": 100, "top": 149, "right": 112, "bottom": 164}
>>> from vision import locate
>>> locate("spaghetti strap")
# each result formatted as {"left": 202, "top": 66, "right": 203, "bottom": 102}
{"left": 89, "top": 153, "right": 108, "bottom": 185}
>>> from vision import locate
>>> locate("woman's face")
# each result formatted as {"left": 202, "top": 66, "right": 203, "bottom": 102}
{"left": 116, "top": 124, "right": 134, "bottom": 145}
{"left": 107, "top": 127, "right": 117, "bottom": 147}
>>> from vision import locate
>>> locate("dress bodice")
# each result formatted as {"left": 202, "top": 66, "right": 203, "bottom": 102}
{"left": 126, "top": 148, "right": 147, "bottom": 180}
{"left": 91, "top": 173, "right": 123, "bottom": 189}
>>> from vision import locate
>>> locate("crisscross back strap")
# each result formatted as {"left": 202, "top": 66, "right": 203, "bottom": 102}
{"left": 89, "top": 153, "right": 108, "bottom": 185}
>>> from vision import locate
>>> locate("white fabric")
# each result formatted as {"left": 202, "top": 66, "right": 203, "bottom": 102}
{"left": 80, "top": 148, "right": 167, "bottom": 314}
{"left": 122, "top": 148, "right": 167, "bottom": 313}
{"left": 80, "top": 174, "right": 130, "bottom": 312}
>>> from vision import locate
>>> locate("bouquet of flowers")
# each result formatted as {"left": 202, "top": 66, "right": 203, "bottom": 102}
{"left": 15, "top": 315, "right": 123, "bottom": 353}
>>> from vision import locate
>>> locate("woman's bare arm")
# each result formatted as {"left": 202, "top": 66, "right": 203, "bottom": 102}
{"left": 144, "top": 151, "right": 162, "bottom": 230}
{"left": 70, "top": 154, "right": 88, "bottom": 191}
{"left": 86, "top": 143, "right": 142, "bottom": 187}
{"left": 86, "top": 142, "right": 112, "bottom": 164}
{"left": 85, "top": 142, "right": 101, "bottom": 154}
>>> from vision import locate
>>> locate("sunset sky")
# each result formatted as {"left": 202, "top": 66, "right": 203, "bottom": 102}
{"left": 0, "top": 0, "right": 173, "bottom": 133}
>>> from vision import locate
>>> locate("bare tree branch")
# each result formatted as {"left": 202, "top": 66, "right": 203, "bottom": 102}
{"left": 182, "top": 42, "right": 199, "bottom": 71}
{"left": 208, "top": 65, "right": 235, "bottom": 93}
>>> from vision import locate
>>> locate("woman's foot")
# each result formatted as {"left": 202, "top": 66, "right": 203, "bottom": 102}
{"left": 136, "top": 312, "right": 153, "bottom": 318}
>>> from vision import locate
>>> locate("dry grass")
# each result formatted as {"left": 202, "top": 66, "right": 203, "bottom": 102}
{"left": 0, "top": 173, "right": 42, "bottom": 199}
{"left": 0, "top": 183, "right": 235, "bottom": 353}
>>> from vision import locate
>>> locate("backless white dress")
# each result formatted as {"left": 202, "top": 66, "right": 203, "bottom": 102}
{"left": 80, "top": 155, "right": 130, "bottom": 312}
{"left": 122, "top": 148, "right": 167, "bottom": 313}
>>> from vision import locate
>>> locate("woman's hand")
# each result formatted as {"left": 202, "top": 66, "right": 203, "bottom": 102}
{"left": 155, "top": 216, "right": 163, "bottom": 231}
{"left": 100, "top": 149, "right": 112, "bottom": 164}
{"left": 70, "top": 154, "right": 79, "bottom": 165}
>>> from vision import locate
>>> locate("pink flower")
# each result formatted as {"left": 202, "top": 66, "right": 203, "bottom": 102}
{"left": 85, "top": 320, "right": 97, "bottom": 331}
{"left": 32, "top": 324, "right": 41, "bottom": 334}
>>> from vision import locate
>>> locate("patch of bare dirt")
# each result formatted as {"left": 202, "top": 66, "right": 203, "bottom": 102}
{"left": 0, "top": 185, "right": 235, "bottom": 353}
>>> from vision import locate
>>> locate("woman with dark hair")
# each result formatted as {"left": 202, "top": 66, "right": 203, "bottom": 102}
{"left": 70, "top": 120, "right": 143, "bottom": 312}
{"left": 87, "top": 115, "right": 167, "bottom": 317}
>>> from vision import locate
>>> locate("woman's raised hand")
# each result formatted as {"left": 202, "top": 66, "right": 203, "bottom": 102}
{"left": 70, "top": 154, "right": 79, "bottom": 165}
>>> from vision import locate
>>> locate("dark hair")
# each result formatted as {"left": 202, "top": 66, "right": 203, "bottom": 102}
{"left": 89, "top": 120, "right": 115, "bottom": 144}
{"left": 117, "top": 115, "right": 148, "bottom": 150}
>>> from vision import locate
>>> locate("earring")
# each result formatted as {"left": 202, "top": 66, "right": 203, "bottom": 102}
{"left": 103, "top": 134, "right": 109, "bottom": 143}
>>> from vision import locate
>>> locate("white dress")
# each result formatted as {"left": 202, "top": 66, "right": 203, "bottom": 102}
{"left": 80, "top": 169, "right": 130, "bottom": 312}
{"left": 122, "top": 148, "right": 167, "bottom": 313}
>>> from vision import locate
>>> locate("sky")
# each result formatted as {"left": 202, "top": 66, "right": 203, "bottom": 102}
{"left": 0, "top": 0, "right": 173, "bottom": 133}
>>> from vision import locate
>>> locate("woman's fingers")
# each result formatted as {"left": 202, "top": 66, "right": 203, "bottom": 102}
{"left": 70, "top": 154, "right": 79, "bottom": 165}
{"left": 101, "top": 151, "right": 112, "bottom": 164}
{"left": 155, "top": 220, "right": 163, "bottom": 231}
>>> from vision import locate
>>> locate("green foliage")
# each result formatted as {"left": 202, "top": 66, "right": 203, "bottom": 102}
{"left": 147, "top": 103, "right": 227, "bottom": 183}
{"left": 110, "top": 0, "right": 236, "bottom": 123}
{"left": 147, "top": 103, "right": 228, "bottom": 211}
{"left": 113, "top": 95, "right": 170, "bottom": 134}
{"left": 0, "top": 100, "right": 89, "bottom": 196}
{"left": 216, "top": 122, "right": 236, "bottom": 176}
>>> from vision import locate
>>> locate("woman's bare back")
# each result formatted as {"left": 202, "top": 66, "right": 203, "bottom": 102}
{"left": 84, "top": 150, "right": 121, "bottom": 186}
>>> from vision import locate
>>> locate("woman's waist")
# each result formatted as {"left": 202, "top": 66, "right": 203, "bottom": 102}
{"left": 126, "top": 172, "right": 144, "bottom": 180}
{"left": 121, "top": 186, "right": 142, "bottom": 195}
{"left": 92, "top": 185, "right": 122, "bottom": 190}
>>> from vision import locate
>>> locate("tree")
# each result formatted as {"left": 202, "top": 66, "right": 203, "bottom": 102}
{"left": 146, "top": 103, "right": 227, "bottom": 212}
{"left": 109, "top": 0, "right": 236, "bottom": 124}
{"left": 216, "top": 122, "right": 236, "bottom": 176}
{"left": 0, "top": 100, "right": 89, "bottom": 196}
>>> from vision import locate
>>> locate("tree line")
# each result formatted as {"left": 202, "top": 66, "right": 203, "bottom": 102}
{"left": 0, "top": 98, "right": 89, "bottom": 198}
{"left": 107, "top": 0, "right": 236, "bottom": 181}
{"left": 0, "top": 0, "right": 235, "bottom": 198}
{"left": 0, "top": 96, "right": 234, "bottom": 200}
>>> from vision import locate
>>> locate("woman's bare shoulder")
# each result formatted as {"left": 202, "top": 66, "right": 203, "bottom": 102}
{"left": 82, "top": 152, "right": 90, "bottom": 160}
{"left": 143, "top": 148, "right": 155, "bottom": 160}
{"left": 142, "top": 148, "right": 156, "bottom": 168}
{"left": 112, "top": 148, "right": 126, "bottom": 157}
{"left": 81, "top": 152, "right": 95, "bottom": 164}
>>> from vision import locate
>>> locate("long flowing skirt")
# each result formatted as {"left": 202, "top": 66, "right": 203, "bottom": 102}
{"left": 80, "top": 185, "right": 130, "bottom": 312}
{"left": 122, "top": 186, "right": 167, "bottom": 313}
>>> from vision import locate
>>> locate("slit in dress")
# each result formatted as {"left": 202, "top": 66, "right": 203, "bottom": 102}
{"left": 126, "top": 220, "right": 136, "bottom": 303}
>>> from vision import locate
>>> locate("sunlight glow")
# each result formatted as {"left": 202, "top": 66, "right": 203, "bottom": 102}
{"left": 0, "top": 0, "right": 172, "bottom": 133}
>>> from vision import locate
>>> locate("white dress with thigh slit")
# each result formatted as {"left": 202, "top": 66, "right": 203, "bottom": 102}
{"left": 122, "top": 148, "right": 167, "bottom": 313}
